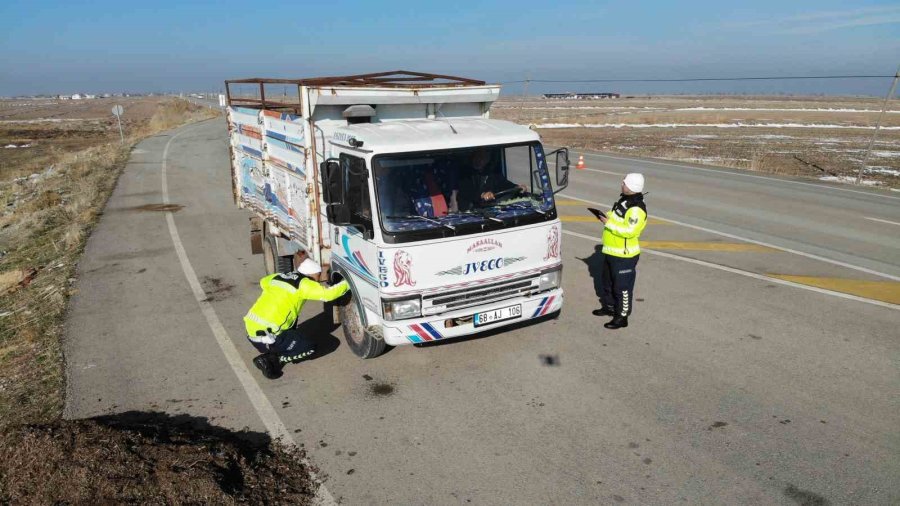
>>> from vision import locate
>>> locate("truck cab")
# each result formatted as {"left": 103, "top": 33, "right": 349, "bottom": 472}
{"left": 224, "top": 72, "right": 570, "bottom": 358}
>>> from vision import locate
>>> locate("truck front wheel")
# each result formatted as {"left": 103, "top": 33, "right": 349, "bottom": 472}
{"left": 338, "top": 293, "right": 386, "bottom": 359}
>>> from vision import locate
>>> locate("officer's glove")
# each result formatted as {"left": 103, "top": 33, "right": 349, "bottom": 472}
{"left": 255, "top": 330, "right": 277, "bottom": 345}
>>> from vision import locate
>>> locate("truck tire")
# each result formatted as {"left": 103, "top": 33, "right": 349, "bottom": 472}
{"left": 338, "top": 293, "right": 386, "bottom": 359}
{"left": 262, "top": 234, "right": 293, "bottom": 274}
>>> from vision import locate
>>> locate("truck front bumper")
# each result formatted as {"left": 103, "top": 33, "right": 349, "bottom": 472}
{"left": 380, "top": 289, "right": 564, "bottom": 346}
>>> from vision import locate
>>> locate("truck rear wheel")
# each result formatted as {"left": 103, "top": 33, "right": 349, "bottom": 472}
{"left": 338, "top": 293, "right": 386, "bottom": 359}
{"left": 262, "top": 234, "right": 293, "bottom": 274}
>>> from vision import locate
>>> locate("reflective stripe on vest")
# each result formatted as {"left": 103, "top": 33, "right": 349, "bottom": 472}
{"left": 244, "top": 311, "right": 283, "bottom": 332}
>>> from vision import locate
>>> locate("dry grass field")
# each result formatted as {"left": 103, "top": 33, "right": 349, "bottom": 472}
{"left": 492, "top": 95, "right": 900, "bottom": 188}
{"left": 0, "top": 97, "right": 219, "bottom": 428}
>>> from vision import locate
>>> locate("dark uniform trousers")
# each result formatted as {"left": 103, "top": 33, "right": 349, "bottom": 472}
{"left": 248, "top": 327, "right": 316, "bottom": 364}
{"left": 600, "top": 253, "right": 639, "bottom": 317}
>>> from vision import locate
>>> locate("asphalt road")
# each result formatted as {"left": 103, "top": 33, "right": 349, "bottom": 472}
{"left": 65, "top": 118, "right": 899, "bottom": 505}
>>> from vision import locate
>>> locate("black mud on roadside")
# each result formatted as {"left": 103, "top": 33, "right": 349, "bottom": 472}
{"left": 0, "top": 411, "right": 316, "bottom": 505}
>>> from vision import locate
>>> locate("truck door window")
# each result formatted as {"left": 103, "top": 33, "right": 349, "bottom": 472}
{"left": 340, "top": 153, "right": 373, "bottom": 228}
{"left": 503, "top": 145, "right": 538, "bottom": 194}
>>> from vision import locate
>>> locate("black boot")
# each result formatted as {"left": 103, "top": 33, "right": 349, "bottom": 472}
{"left": 592, "top": 306, "right": 615, "bottom": 317}
{"left": 253, "top": 353, "right": 282, "bottom": 379}
{"left": 604, "top": 316, "right": 628, "bottom": 329}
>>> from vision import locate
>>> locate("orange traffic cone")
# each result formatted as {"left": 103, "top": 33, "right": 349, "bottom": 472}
{"left": 576, "top": 155, "right": 586, "bottom": 170}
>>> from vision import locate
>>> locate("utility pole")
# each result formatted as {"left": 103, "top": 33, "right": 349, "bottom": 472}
{"left": 856, "top": 65, "right": 899, "bottom": 185}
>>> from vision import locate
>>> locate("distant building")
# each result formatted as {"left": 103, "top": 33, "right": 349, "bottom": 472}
{"left": 542, "top": 92, "right": 621, "bottom": 100}
{"left": 71, "top": 94, "right": 83, "bottom": 100}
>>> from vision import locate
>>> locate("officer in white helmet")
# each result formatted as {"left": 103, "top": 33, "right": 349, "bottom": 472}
{"left": 591, "top": 173, "right": 648, "bottom": 329}
{"left": 243, "top": 254, "right": 349, "bottom": 379}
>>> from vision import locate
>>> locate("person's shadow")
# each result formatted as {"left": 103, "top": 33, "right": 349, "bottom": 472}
{"left": 294, "top": 310, "right": 341, "bottom": 361}
{"left": 576, "top": 244, "right": 605, "bottom": 303}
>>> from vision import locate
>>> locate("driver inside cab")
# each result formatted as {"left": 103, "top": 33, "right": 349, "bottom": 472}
{"left": 457, "top": 148, "right": 527, "bottom": 211}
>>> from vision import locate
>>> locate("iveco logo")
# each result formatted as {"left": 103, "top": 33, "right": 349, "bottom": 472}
{"left": 436, "top": 256, "right": 526, "bottom": 277}
{"left": 463, "top": 258, "right": 504, "bottom": 275}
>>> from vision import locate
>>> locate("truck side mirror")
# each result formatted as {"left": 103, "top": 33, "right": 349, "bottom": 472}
{"left": 546, "top": 148, "right": 570, "bottom": 192}
{"left": 321, "top": 159, "right": 351, "bottom": 224}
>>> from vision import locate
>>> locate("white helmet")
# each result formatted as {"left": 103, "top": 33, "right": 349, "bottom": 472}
{"left": 623, "top": 173, "right": 645, "bottom": 193}
{"left": 297, "top": 258, "right": 322, "bottom": 276}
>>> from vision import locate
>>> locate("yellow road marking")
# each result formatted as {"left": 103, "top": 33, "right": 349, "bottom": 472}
{"left": 559, "top": 215, "right": 670, "bottom": 225}
{"left": 768, "top": 275, "right": 900, "bottom": 305}
{"left": 560, "top": 216, "right": 601, "bottom": 222}
{"left": 554, "top": 199, "right": 586, "bottom": 206}
{"left": 641, "top": 241, "right": 776, "bottom": 252}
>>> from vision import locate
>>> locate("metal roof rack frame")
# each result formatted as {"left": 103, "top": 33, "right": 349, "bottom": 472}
{"left": 224, "top": 70, "right": 488, "bottom": 110}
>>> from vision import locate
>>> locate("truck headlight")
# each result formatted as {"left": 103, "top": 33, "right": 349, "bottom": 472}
{"left": 538, "top": 267, "right": 562, "bottom": 292}
{"left": 382, "top": 297, "right": 422, "bottom": 321}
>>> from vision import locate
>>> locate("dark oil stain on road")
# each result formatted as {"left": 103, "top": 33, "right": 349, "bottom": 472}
{"left": 784, "top": 483, "right": 830, "bottom": 505}
{"left": 748, "top": 334, "right": 763, "bottom": 340}
{"left": 642, "top": 457, "right": 652, "bottom": 465}
{"left": 130, "top": 203, "right": 185, "bottom": 212}
{"left": 628, "top": 442, "right": 640, "bottom": 449}
{"left": 200, "top": 276, "right": 234, "bottom": 302}
{"left": 368, "top": 383, "right": 395, "bottom": 397}
{"left": 708, "top": 421, "right": 728, "bottom": 430}
{"left": 539, "top": 354, "right": 560, "bottom": 366}
{"left": 362, "top": 374, "right": 373, "bottom": 381}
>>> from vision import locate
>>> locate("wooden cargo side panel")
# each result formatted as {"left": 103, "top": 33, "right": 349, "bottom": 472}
{"left": 228, "top": 107, "right": 266, "bottom": 213}
{"left": 261, "top": 110, "right": 311, "bottom": 251}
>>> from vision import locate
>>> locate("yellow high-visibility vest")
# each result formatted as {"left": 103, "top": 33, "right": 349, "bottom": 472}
{"left": 602, "top": 196, "right": 647, "bottom": 258}
{"left": 244, "top": 273, "right": 349, "bottom": 340}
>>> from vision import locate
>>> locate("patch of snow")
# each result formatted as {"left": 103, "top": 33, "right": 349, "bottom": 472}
{"left": 675, "top": 107, "right": 899, "bottom": 114}
{"left": 865, "top": 167, "right": 900, "bottom": 176}
{"left": 745, "top": 134, "right": 794, "bottom": 140}
{"left": 871, "top": 151, "right": 900, "bottom": 158}
{"left": 532, "top": 122, "right": 900, "bottom": 131}
{"left": 819, "top": 176, "right": 882, "bottom": 186}
{"left": 677, "top": 145, "right": 704, "bottom": 149}
{"left": 681, "top": 134, "right": 719, "bottom": 139}
{"left": 3, "top": 143, "right": 32, "bottom": 149}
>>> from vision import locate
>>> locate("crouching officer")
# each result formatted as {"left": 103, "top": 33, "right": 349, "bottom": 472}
{"left": 244, "top": 258, "right": 349, "bottom": 379}
{"left": 592, "top": 173, "right": 647, "bottom": 329}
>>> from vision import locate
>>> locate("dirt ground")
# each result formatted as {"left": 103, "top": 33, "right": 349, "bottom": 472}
{"left": 0, "top": 97, "right": 179, "bottom": 179}
{"left": 0, "top": 411, "right": 315, "bottom": 504}
{"left": 492, "top": 95, "right": 900, "bottom": 187}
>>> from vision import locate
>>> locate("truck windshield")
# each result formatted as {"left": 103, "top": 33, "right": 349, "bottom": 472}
{"left": 373, "top": 142, "right": 556, "bottom": 241}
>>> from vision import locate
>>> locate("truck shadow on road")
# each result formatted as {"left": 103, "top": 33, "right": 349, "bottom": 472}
{"left": 576, "top": 244, "right": 605, "bottom": 303}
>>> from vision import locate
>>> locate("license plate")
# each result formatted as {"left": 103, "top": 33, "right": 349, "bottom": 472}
{"left": 474, "top": 304, "right": 522, "bottom": 327}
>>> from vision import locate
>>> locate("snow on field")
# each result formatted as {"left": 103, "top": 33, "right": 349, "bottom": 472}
{"left": 746, "top": 134, "right": 794, "bottom": 139}
{"left": 819, "top": 176, "right": 882, "bottom": 185}
{"left": 674, "top": 107, "right": 899, "bottom": 114}
{"left": 497, "top": 106, "right": 662, "bottom": 111}
{"left": 0, "top": 118, "right": 93, "bottom": 123}
{"left": 532, "top": 122, "right": 900, "bottom": 131}
{"left": 872, "top": 151, "right": 900, "bottom": 158}
{"left": 3, "top": 143, "right": 32, "bottom": 148}
{"left": 681, "top": 134, "right": 719, "bottom": 139}
{"left": 865, "top": 167, "right": 900, "bottom": 176}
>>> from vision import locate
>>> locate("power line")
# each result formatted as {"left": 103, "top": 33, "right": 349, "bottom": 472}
{"left": 501, "top": 75, "right": 895, "bottom": 84}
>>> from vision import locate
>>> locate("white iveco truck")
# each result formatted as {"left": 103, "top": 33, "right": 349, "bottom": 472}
{"left": 225, "top": 71, "right": 570, "bottom": 358}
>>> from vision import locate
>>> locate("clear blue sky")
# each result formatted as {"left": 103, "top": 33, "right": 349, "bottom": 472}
{"left": 1, "top": 0, "right": 898, "bottom": 96}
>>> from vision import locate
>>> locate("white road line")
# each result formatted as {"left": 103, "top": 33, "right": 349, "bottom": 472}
{"left": 578, "top": 150, "right": 900, "bottom": 201}
{"left": 562, "top": 229, "right": 899, "bottom": 311}
{"left": 558, "top": 192, "right": 900, "bottom": 282}
{"left": 161, "top": 126, "right": 336, "bottom": 506}
{"left": 864, "top": 216, "right": 900, "bottom": 227}
{"left": 579, "top": 167, "right": 622, "bottom": 176}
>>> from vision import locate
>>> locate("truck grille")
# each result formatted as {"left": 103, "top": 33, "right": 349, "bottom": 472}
{"left": 422, "top": 273, "right": 541, "bottom": 314}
